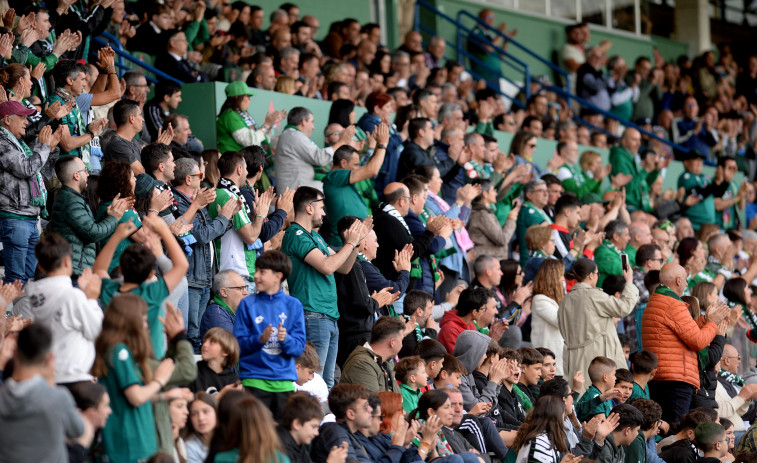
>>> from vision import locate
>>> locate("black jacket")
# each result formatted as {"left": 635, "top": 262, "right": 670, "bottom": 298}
{"left": 659, "top": 438, "right": 697, "bottom": 463}
{"left": 372, "top": 206, "right": 436, "bottom": 282}
{"left": 335, "top": 260, "right": 380, "bottom": 368}
{"left": 398, "top": 327, "right": 438, "bottom": 359}
{"left": 278, "top": 426, "right": 311, "bottom": 463}
{"left": 396, "top": 140, "right": 432, "bottom": 181}
{"left": 154, "top": 52, "right": 209, "bottom": 83}
{"left": 186, "top": 360, "right": 238, "bottom": 394}
{"left": 691, "top": 334, "right": 725, "bottom": 409}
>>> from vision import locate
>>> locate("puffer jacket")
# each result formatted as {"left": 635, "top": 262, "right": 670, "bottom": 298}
{"left": 49, "top": 185, "right": 119, "bottom": 275}
{"left": 641, "top": 291, "right": 718, "bottom": 388}
{"left": 0, "top": 129, "right": 51, "bottom": 217}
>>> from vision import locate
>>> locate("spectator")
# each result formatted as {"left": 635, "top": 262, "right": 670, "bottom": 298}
{"left": 0, "top": 324, "right": 84, "bottom": 463}
{"left": 281, "top": 186, "right": 366, "bottom": 388}
{"left": 516, "top": 179, "right": 552, "bottom": 263}
{"left": 103, "top": 99, "right": 149, "bottom": 174}
{"left": 187, "top": 327, "right": 239, "bottom": 395}
{"left": 595, "top": 219, "right": 632, "bottom": 287}
{"left": 143, "top": 80, "right": 183, "bottom": 143}
{"left": 576, "top": 47, "right": 612, "bottom": 112}
{"left": 154, "top": 31, "right": 209, "bottom": 83}
{"left": 340, "top": 316, "right": 405, "bottom": 393}
{"left": 127, "top": 4, "right": 174, "bottom": 53}
{"left": 310, "top": 383, "right": 375, "bottom": 463}
{"left": 439, "top": 286, "right": 506, "bottom": 354}
{"left": 396, "top": 117, "right": 435, "bottom": 181}
{"left": 212, "top": 396, "right": 286, "bottom": 462}
{"left": 199, "top": 269, "right": 247, "bottom": 339}
{"left": 641, "top": 262, "right": 730, "bottom": 426}
{"left": 49, "top": 155, "right": 128, "bottom": 278}
{"left": 531, "top": 259, "right": 567, "bottom": 377}
{"left": 672, "top": 97, "right": 719, "bottom": 162}
{"left": 559, "top": 258, "right": 638, "bottom": 392}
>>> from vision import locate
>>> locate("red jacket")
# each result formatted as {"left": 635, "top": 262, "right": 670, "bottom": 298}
{"left": 438, "top": 310, "right": 476, "bottom": 353}
{"left": 641, "top": 292, "right": 718, "bottom": 388}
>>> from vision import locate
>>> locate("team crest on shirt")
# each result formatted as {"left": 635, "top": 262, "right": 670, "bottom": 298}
{"left": 528, "top": 208, "right": 534, "bottom": 214}
{"left": 279, "top": 312, "right": 287, "bottom": 324}
{"left": 118, "top": 349, "right": 129, "bottom": 361}
{"left": 255, "top": 315, "right": 264, "bottom": 324}
{"left": 684, "top": 173, "right": 690, "bottom": 180}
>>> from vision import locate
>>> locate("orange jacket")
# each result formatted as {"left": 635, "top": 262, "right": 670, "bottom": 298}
{"left": 641, "top": 292, "right": 718, "bottom": 388}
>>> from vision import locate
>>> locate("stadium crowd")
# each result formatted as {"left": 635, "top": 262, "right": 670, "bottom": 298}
{"left": 4, "top": 1, "right": 757, "bottom": 463}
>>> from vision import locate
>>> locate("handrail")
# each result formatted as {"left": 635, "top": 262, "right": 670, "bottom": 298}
{"left": 93, "top": 33, "right": 185, "bottom": 85}
{"left": 456, "top": 9, "right": 571, "bottom": 94}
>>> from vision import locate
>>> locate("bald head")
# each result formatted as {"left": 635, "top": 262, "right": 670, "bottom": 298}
{"left": 660, "top": 262, "right": 687, "bottom": 296}
{"left": 721, "top": 344, "right": 741, "bottom": 373}
{"left": 621, "top": 127, "right": 641, "bottom": 154}
{"left": 629, "top": 222, "right": 652, "bottom": 248}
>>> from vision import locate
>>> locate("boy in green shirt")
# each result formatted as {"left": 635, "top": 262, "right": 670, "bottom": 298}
{"left": 625, "top": 398, "right": 664, "bottom": 463}
{"left": 576, "top": 356, "right": 623, "bottom": 423}
{"left": 629, "top": 350, "right": 658, "bottom": 401}
{"left": 94, "top": 214, "right": 189, "bottom": 359}
{"left": 396, "top": 356, "right": 428, "bottom": 413}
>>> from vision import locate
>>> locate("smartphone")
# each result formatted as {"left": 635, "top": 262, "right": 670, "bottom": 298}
{"left": 621, "top": 253, "right": 629, "bottom": 272}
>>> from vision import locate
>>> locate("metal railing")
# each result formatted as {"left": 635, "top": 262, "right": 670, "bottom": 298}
{"left": 92, "top": 32, "right": 184, "bottom": 85}
{"left": 414, "top": 0, "right": 689, "bottom": 153}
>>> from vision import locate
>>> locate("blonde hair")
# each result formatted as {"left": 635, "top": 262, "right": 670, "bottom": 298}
{"left": 533, "top": 259, "right": 566, "bottom": 304}
{"left": 203, "top": 327, "right": 240, "bottom": 369}
{"left": 274, "top": 75, "right": 296, "bottom": 95}
{"left": 579, "top": 150, "right": 601, "bottom": 172}
{"left": 692, "top": 281, "right": 717, "bottom": 312}
{"left": 525, "top": 225, "right": 553, "bottom": 252}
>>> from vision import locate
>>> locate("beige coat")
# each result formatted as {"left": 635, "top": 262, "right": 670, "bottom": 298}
{"left": 557, "top": 281, "right": 638, "bottom": 392}
{"left": 467, "top": 202, "right": 516, "bottom": 260}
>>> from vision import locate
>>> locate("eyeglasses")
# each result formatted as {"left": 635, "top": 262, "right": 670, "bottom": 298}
{"left": 224, "top": 285, "right": 248, "bottom": 293}
{"left": 308, "top": 199, "right": 324, "bottom": 206}
{"left": 75, "top": 168, "right": 88, "bottom": 175}
{"left": 189, "top": 172, "right": 205, "bottom": 180}
{"left": 726, "top": 355, "right": 742, "bottom": 361}
{"left": 373, "top": 414, "right": 385, "bottom": 420}
{"left": 326, "top": 131, "right": 342, "bottom": 138}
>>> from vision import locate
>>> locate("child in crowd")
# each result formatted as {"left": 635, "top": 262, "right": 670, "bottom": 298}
{"left": 536, "top": 347, "right": 557, "bottom": 383}
{"left": 187, "top": 327, "right": 240, "bottom": 395}
{"left": 613, "top": 368, "right": 634, "bottom": 406}
{"left": 575, "top": 356, "right": 622, "bottom": 422}
{"left": 294, "top": 342, "right": 328, "bottom": 405}
{"left": 68, "top": 382, "right": 112, "bottom": 461}
{"left": 630, "top": 350, "right": 658, "bottom": 400}
{"left": 183, "top": 392, "right": 218, "bottom": 463}
{"left": 95, "top": 216, "right": 189, "bottom": 359}
{"left": 618, "top": 333, "right": 632, "bottom": 366}
{"left": 473, "top": 339, "right": 502, "bottom": 395}
{"left": 694, "top": 422, "right": 730, "bottom": 463}
{"left": 658, "top": 409, "right": 712, "bottom": 457}
{"left": 516, "top": 346, "right": 543, "bottom": 405}
{"left": 278, "top": 392, "right": 328, "bottom": 463}
{"left": 395, "top": 356, "right": 428, "bottom": 412}
{"left": 720, "top": 418, "right": 736, "bottom": 462}
{"left": 413, "top": 338, "right": 447, "bottom": 391}
{"left": 433, "top": 353, "right": 466, "bottom": 390}
{"left": 233, "top": 250, "right": 306, "bottom": 421}
{"left": 627, "top": 398, "right": 664, "bottom": 463}
{"left": 496, "top": 348, "right": 526, "bottom": 447}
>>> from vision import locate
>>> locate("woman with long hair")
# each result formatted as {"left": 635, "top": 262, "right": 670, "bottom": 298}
{"left": 212, "top": 396, "right": 287, "bottom": 463}
{"left": 723, "top": 278, "right": 757, "bottom": 343}
{"left": 95, "top": 161, "right": 148, "bottom": 273}
{"left": 509, "top": 130, "right": 545, "bottom": 177}
{"left": 377, "top": 391, "right": 404, "bottom": 434}
{"left": 168, "top": 395, "right": 190, "bottom": 462}
{"left": 201, "top": 149, "right": 220, "bottom": 189}
{"left": 676, "top": 237, "right": 711, "bottom": 292}
{"left": 184, "top": 393, "right": 218, "bottom": 463}
{"left": 216, "top": 82, "right": 286, "bottom": 154}
{"left": 511, "top": 396, "right": 569, "bottom": 463}
{"left": 558, "top": 258, "right": 638, "bottom": 389}
{"left": 91, "top": 295, "right": 176, "bottom": 463}
{"left": 407, "top": 390, "right": 479, "bottom": 462}
{"left": 692, "top": 281, "right": 718, "bottom": 314}
{"left": 531, "top": 259, "right": 567, "bottom": 376}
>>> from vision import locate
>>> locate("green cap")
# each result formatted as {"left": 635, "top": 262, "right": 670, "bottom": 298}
{"left": 225, "top": 81, "right": 254, "bottom": 98}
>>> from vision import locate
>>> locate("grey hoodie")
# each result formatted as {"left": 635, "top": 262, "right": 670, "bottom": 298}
{"left": 0, "top": 375, "right": 83, "bottom": 463}
{"left": 453, "top": 330, "right": 500, "bottom": 411}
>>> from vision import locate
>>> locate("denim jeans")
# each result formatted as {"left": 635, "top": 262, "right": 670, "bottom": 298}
{"left": 187, "top": 286, "right": 211, "bottom": 347}
{"left": 305, "top": 311, "right": 339, "bottom": 389}
{"left": 0, "top": 217, "right": 39, "bottom": 284}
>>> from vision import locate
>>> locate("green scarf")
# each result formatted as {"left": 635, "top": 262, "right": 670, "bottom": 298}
{"left": 718, "top": 368, "right": 745, "bottom": 387}
{"left": 212, "top": 294, "right": 235, "bottom": 319}
{"left": 0, "top": 127, "right": 47, "bottom": 215}
{"left": 55, "top": 87, "right": 89, "bottom": 166}
{"left": 654, "top": 284, "right": 682, "bottom": 302}
{"left": 513, "top": 384, "right": 533, "bottom": 412}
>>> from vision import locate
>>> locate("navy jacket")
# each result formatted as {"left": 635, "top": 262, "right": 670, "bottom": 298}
{"left": 199, "top": 300, "right": 235, "bottom": 339}
{"left": 405, "top": 210, "right": 445, "bottom": 295}
{"left": 311, "top": 422, "right": 371, "bottom": 463}
{"left": 239, "top": 187, "right": 287, "bottom": 242}
{"left": 396, "top": 140, "right": 432, "bottom": 181}
{"left": 355, "top": 431, "right": 420, "bottom": 463}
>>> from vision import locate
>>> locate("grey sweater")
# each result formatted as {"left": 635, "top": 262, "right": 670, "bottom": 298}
{"left": 0, "top": 375, "right": 83, "bottom": 463}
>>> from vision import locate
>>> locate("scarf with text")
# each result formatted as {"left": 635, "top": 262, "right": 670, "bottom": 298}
{"left": 218, "top": 177, "right": 251, "bottom": 215}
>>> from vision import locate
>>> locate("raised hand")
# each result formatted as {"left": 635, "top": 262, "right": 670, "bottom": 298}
{"left": 595, "top": 413, "right": 620, "bottom": 442}
{"left": 158, "top": 301, "right": 185, "bottom": 339}
{"left": 2, "top": 8, "right": 15, "bottom": 29}
{"left": 168, "top": 218, "right": 193, "bottom": 237}
{"left": 218, "top": 198, "right": 243, "bottom": 220}
{"left": 193, "top": 187, "right": 216, "bottom": 208}
{"left": 77, "top": 267, "right": 102, "bottom": 301}
{"left": 113, "top": 218, "right": 137, "bottom": 240}
{"left": 276, "top": 187, "right": 295, "bottom": 217}
{"left": 259, "top": 324, "right": 274, "bottom": 343}
{"left": 393, "top": 244, "right": 413, "bottom": 273}
{"left": 157, "top": 124, "right": 175, "bottom": 145}
{"left": 151, "top": 188, "right": 173, "bottom": 212}
{"left": 572, "top": 370, "right": 585, "bottom": 392}
{"left": 326, "top": 442, "right": 349, "bottom": 463}
{"left": 277, "top": 322, "right": 287, "bottom": 342}
{"left": 16, "top": 12, "right": 34, "bottom": 33}
{"left": 154, "top": 357, "right": 176, "bottom": 386}
{"left": 370, "top": 287, "right": 395, "bottom": 307}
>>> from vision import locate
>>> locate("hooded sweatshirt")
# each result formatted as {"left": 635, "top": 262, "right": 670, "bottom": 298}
{"left": 453, "top": 330, "right": 500, "bottom": 411}
{"left": 438, "top": 310, "right": 476, "bottom": 353}
{"left": 0, "top": 374, "right": 84, "bottom": 463}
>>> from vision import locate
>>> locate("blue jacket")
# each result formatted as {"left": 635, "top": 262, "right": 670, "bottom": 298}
{"left": 355, "top": 431, "right": 420, "bottom": 463}
{"left": 425, "top": 196, "right": 470, "bottom": 283}
{"left": 430, "top": 140, "right": 466, "bottom": 205}
{"left": 199, "top": 300, "right": 235, "bottom": 339}
{"left": 173, "top": 188, "right": 230, "bottom": 288}
{"left": 233, "top": 289, "right": 306, "bottom": 382}
{"left": 239, "top": 187, "right": 287, "bottom": 242}
{"left": 405, "top": 210, "right": 445, "bottom": 295}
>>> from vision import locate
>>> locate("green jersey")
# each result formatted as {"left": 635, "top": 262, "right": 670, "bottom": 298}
{"left": 678, "top": 170, "right": 716, "bottom": 229}
{"left": 516, "top": 201, "right": 552, "bottom": 262}
{"left": 281, "top": 223, "right": 339, "bottom": 319}
{"left": 323, "top": 169, "right": 369, "bottom": 246}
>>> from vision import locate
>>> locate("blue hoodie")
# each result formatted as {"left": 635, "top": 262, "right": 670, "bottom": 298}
{"left": 233, "top": 289, "right": 307, "bottom": 382}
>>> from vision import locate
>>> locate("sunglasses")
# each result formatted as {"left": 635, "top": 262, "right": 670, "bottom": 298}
{"left": 189, "top": 172, "right": 205, "bottom": 180}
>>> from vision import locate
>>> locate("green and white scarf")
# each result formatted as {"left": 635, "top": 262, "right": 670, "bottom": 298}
{"left": 55, "top": 88, "right": 89, "bottom": 165}
{"left": 718, "top": 368, "right": 745, "bottom": 387}
{"left": 0, "top": 126, "right": 46, "bottom": 214}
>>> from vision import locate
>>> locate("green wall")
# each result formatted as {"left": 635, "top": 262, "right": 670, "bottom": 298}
{"left": 177, "top": 82, "right": 366, "bottom": 149}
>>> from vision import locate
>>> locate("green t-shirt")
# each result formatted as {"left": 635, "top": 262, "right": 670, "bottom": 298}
{"left": 216, "top": 109, "right": 248, "bottom": 154}
{"left": 595, "top": 241, "right": 635, "bottom": 287}
{"left": 625, "top": 430, "right": 648, "bottom": 463}
{"left": 323, "top": 169, "right": 369, "bottom": 246}
{"left": 630, "top": 381, "right": 650, "bottom": 401}
{"left": 208, "top": 187, "right": 256, "bottom": 279}
{"left": 100, "top": 278, "right": 170, "bottom": 359}
{"left": 96, "top": 202, "right": 142, "bottom": 273}
{"left": 401, "top": 382, "right": 422, "bottom": 413}
{"left": 99, "top": 343, "right": 157, "bottom": 463}
{"left": 516, "top": 201, "right": 552, "bottom": 262}
{"left": 575, "top": 385, "right": 612, "bottom": 423}
{"left": 678, "top": 170, "right": 716, "bottom": 229}
{"left": 281, "top": 223, "right": 339, "bottom": 319}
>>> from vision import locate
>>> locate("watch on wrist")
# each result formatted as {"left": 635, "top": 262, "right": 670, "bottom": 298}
{"left": 87, "top": 130, "right": 95, "bottom": 139}
{"left": 376, "top": 143, "right": 387, "bottom": 150}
